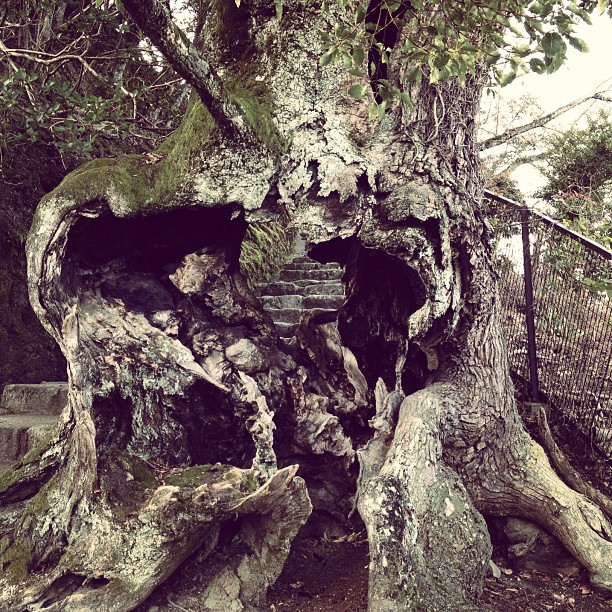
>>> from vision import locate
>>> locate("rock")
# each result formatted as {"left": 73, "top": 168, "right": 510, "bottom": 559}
{"left": 0, "top": 413, "right": 58, "bottom": 464}
{"left": 500, "top": 517, "right": 581, "bottom": 575}
{"left": 489, "top": 560, "right": 501, "bottom": 579}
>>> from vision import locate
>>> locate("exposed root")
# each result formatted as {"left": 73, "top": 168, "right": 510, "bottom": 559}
{"left": 1, "top": 465, "right": 311, "bottom": 612}
{"left": 357, "top": 382, "right": 492, "bottom": 611}
{"left": 532, "top": 402, "right": 612, "bottom": 520}
{"left": 472, "top": 432, "right": 612, "bottom": 592}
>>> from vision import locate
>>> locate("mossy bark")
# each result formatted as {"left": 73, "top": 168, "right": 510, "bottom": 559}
{"left": 1, "top": 1, "right": 611, "bottom": 610}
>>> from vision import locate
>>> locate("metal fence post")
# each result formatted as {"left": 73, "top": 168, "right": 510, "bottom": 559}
{"left": 520, "top": 207, "right": 540, "bottom": 402}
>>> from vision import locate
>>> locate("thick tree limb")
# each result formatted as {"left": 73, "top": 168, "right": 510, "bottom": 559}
{"left": 122, "top": 0, "right": 245, "bottom": 139}
{"left": 479, "top": 91, "right": 612, "bottom": 151}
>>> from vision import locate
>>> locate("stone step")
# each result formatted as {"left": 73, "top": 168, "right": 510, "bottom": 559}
{"left": 291, "top": 257, "right": 340, "bottom": 266}
{"left": 303, "top": 295, "right": 343, "bottom": 309}
{"left": 259, "top": 281, "right": 302, "bottom": 296}
{"left": 279, "top": 268, "right": 340, "bottom": 282}
{"left": 283, "top": 262, "right": 342, "bottom": 272}
{"left": 261, "top": 282, "right": 344, "bottom": 297}
{"left": 276, "top": 322, "right": 298, "bottom": 338}
{"left": 266, "top": 308, "right": 303, "bottom": 324}
{"left": 266, "top": 306, "right": 341, "bottom": 326}
{"left": 301, "top": 283, "right": 343, "bottom": 296}
{"left": 291, "top": 257, "right": 317, "bottom": 264}
{"left": 0, "top": 413, "right": 58, "bottom": 465}
{"left": 261, "top": 294, "right": 343, "bottom": 310}
{"left": 261, "top": 295, "right": 304, "bottom": 309}
{"left": 290, "top": 278, "right": 342, "bottom": 289}
{"left": 0, "top": 383, "right": 68, "bottom": 416}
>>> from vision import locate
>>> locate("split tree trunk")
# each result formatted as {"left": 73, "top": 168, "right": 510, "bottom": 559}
{"left": 1, "top": 1, "right": 610, "bottom": 610}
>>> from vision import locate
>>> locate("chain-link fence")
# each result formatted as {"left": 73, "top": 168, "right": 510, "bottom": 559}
{"left": 486, "top": 190, "right": 612, "bottom": 458}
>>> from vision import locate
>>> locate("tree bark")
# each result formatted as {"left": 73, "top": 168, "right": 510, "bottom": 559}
{"left": 1, "top": 1, "right": 611, "bottom": 610}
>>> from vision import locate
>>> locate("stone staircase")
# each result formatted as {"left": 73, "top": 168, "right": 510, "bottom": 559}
{"left": 0, "top": 382, "right": 67, "bottom": 473}
{"left": 258, "top": 256, "right": 344, "bottom": 339}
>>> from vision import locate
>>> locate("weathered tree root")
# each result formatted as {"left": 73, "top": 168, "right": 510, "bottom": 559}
{"left": 357, "top": 381, "right": 491, "bottom": 611}
{"left": 0, "top": 465, "right": 311, "bottom": 612}
{"left": 468, "top": 430, "right": 612, "bottom": 592}
{"left": 531, "top": 402, "right": 612, "bottom": 520}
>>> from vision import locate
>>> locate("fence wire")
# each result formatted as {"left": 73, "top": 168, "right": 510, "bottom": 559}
{"left": 488, "top": 192, "right": 612, "bottom": 458}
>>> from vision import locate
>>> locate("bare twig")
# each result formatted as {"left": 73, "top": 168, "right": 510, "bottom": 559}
{"left": 0, "top": 40, "right": 136, "bottom": 101}
{"left": 479, "top": 91, "right": 612, "bottom": 151}
{"left": 497, "top": 151, "right": 548, "bottom": 175}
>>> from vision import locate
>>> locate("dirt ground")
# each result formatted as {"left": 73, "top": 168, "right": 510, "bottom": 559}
{"left": 267, "top": 533, "right": 612, "bottom": 612}
{"left": 268, "top": 403, "right": 612, "bottom": 612}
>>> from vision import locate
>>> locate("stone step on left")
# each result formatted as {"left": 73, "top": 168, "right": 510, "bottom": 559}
{"left": 1, "top": 382, "right": 68, "bottom": 416}
{"left": 0, "top": 382, "right": 67, "bottom": 474}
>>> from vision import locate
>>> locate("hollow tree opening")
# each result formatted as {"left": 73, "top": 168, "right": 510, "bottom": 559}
{"left": 63, "top": 205, "right": 262, "bottom": 470}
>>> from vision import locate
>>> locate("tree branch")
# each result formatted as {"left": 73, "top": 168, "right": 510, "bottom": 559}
{"left": 499, "top": 151, "right": 548, "bottom": 175}
{"left": 0, "top": 39, "right": 135, "bottom": 101}
{"left": 479, "top": 91, "right": 612, "bottom": 151}
{"left": 121, "top": 0, "right": 245, "bottom": 139}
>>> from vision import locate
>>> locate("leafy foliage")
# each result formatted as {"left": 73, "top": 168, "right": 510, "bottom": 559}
{"left": 320, "top": 0, "right": 610, "bottom": 115}
{"left": 0, "top": 0, "right": 184, "bottom": 158}
{"left": 536, "top": 110, "right": 612, "bottom": 247}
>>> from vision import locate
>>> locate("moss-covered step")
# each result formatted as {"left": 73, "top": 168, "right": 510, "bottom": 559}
{"left": 0, "top": 413, "right": 58, "bottom": 469}
{"left": 0, "top": 383, "right": 67, "bottom": 416}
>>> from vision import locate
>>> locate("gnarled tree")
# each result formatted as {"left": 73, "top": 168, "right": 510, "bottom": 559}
{"left": 1, "top": 1, "right": 611, "bottom": 610}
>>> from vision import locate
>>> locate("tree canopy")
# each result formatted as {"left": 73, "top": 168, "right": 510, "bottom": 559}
{"left": 0, "top": 0, "right": 184, "bottom": 158}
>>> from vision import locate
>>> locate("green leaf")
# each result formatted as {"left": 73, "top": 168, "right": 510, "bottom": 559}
{"left": 348, "top": 83, "right": 369, "bottom": 100}
{"left": 275, "top": 0, "right": 283, "bottom": 20}
{"left": 541, "top": 32, "right": 565, "bottom": 57}
{"left": 568, "top": 36, "right": 589, "bottom": 53}
{"left": 399, "top": 92, "right": 413, "bottom": 108}
{"left": 352, "top": 46, "right": 365, "bottom": 67}
{"left": 498, "top": 70, "right": 517, "bottom": 87}
{"left": 529, "top": 57, "right": 546, "bottom": 73}
{"left": 544, "top": 51, "right": 565, "bottom": 72}
{"left": 530, "top": 2, "right": 543, "bottom": 15}
{"left": 434, "top": 53, "right": 449, "bottom": 70}
{"left": 320, "top": 50, "right": 334, "bottom": 67}
{"left": 597, "top": 0, "right": 609, "bottom": 14}
{"left": 404, "top": 65, "right": 421, "bottom": 83}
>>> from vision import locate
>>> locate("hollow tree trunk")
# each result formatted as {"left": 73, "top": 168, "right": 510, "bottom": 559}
{"left": 1, "top": 1, "right": 610, "bottom": 610}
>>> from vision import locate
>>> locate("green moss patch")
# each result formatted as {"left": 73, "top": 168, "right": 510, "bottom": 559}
{"left": 116, "top": 453, "right": 157, "bottom": 489}
{"left": 240, "top": 220, "right": 295, "bottom": 289}
{"left": 0, "top": 536, "right": 33, "bottom": 583}
{"left": 0, "top": 431, "right": 54, "bottom": 495}
{"left": 226, "top": 74, "right": 285, "bottom": 153}
{"left": 163, "top": 464, "right": 224, "bottom": 488}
